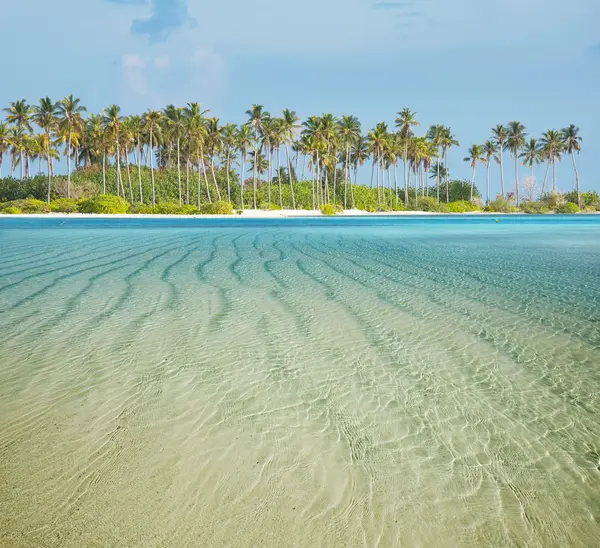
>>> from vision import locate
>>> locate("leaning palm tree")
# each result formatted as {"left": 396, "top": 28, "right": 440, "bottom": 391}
{"left": 395, "top": 108, "right": 419, "bottom": 204}
{"left": 482, "top": 140, "right": 497, "bottom": 205}
{"left": 505, "top": 121, "right": 527, "bottom": 206}
{"left": 464, "top": 144, "right": 485, "bottom": 202}
{"left": 562, "top": 124, "right": 582, "bottom": 208}
{"left": 143, "top": 110, "right": 162, "bottom": 207}
{"left": 281, "top": 109, "right": 300, "bottom": 209}
{"left": 491, "top": 124, "right": 508, "bottom": 197}
{"left": 4, "top": 99, "right": 33, "bottom": 181}
{"left": 32, "top": 97, "right": 59, "bottom": 203}
{"left": 57, "top": 95, "right": 86, "bottom": 198}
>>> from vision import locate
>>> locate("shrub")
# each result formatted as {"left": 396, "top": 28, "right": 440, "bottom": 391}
{"left": 258, "top": 202, "right": 282, "bottom": 210}
{"left": 520, "top": 201, "right": 550, "bottom": 214}
{"left": 199, "top": 201, "right": 234, "bottom": 215}
{"left": 1, "top": 206, "right": 22, "bottom": 214}
{"left": 430, "top": 179, "right": 482, "bottom": 202}
{"left": 485, "top": 198, "right": 513, "bottom": 213}
{"left": 153, "top": 201, "right": 181, "bottom": 214}
{"left": 49, "top": 198, "right": 79, "bottom": 213}
{"left": 334, "top": 204, "right": 344, "bottom": 214}
{"left": 407, "top": 196, "right": 440, "bottom": 211}
{"left": 320, "top": 204, "right": 335, "bottom": 215}
{"left": 18, "top": 198, "right": 47, "bottom": 213}
{"left": 557, "top": 202, "right": 579, "bottom": 214}
{"left": 540, "top": 191, "right": 565, "bottom": 210}
{"left": 563, "top": 190, "right": 599, "bottom": 208}
{"left": 176, "top": 204, "right": 200, "bottom": 215}
{"left": 444, "top": 200, "right": 480, "bottom": 213}
{"left": 78, "top": 195, "right": 130, "bottom": 214}
{"left": 129, "top": 203, "right": 155, "bottom": 214}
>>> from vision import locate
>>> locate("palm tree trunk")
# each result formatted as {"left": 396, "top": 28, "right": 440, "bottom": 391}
{"left": 277, "top": 147, "right": 283, "bottom": 209}
{"left": 267, "top": 141, "right": 272, "bottom": 205}
{"left": 185, "top": 159, "right": 190, "bottom": 205}
{"left": 403, "top": 144, "right": 408, "bottom": 204}
{"left": 252, "top": 144, "right": 258, "bottom": 209}
{"left": 46, "top": 136, "right": 51, "bottom": 204}
{"left": 311, "top": 158, "right": 316, "bottom": 210}
{"left": 137, "top": 138, "right": 143, "bottom": 203}
{"left": 150, "top": 131, "right": 156, "bottom": 208}
{"left": 332, "top": 155, "right": 337, "bottom": 206}
{"left": 125, "top": 147, "right": 134, "bottom": 203}
{"left": 226, "top": 150, "right": 231, "bottom": 204}
{"left": 571, "top": 151, "right": 581, "bottom": 209}
{"left": 285, "top": 144, "right": 296, "bottom": 209}
{"left": 444, "top": 149, "right": 449, "bottom": 202}
{"left": 177, "top": 136, "right": 182, "bottom": 206}
{"left": 388, "top": 166, "right": 392, "bottom": 210}
{"left": 20, "top": 150, "right": 24, "bottom": 182}
{"left": 102, "top": 151, "right": 106, "bottom": 194}
{"left": 240, "top": 153, "right": 245, "bottom": 210}
{"left": 541, "top": 160, "right": 551, "bottom": 196}
{"left": 344, "top": 144, "right": 349, "bottom": 209}
{"left": 499, "top": 148, "right": 505, "bottom": 197}
{"left": 486, "top": 161, "right": 490, "bottom": 205}
{"left": 514, "top": 152, "right": 519, "bottom": 206}
{"left": 67, "top": 130, "right": 72, "bottom": 198}
{"left": 116, "top": 139, "right": 123, "bottom": 196}
{"left": 470, "top": 165, "right": 476, "bottom": 202}
{"left": 197, "top": 160, "right": 202, "bottom": 209}
{"left": 199, "top": 143, "right": 211, "bottom": 203}
{"left": 552, "top": 157, "right": 557, "bottom": 193}
{"left": 394, "top": 163, "right": 398, "bottom": 208}
{"left": 436, "top": 160, "right": 441, "bottom": 202}
{"left": 210, "top": 153, "right": 222, "bottom": 201}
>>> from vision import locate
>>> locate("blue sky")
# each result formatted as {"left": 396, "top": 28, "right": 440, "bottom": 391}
{"left": 2, "top": 0, "right": 599, "bottom": 194}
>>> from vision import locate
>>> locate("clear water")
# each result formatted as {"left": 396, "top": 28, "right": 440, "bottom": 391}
{"left": 1, "top": 216, "right": 600, "bottom": 547}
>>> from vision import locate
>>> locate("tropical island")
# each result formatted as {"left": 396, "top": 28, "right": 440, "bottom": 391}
{"left": 0, "top": 98, "right": 593, "bottom": 216}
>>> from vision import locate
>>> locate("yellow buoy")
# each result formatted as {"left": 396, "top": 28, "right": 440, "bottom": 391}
{"left": 496, "top": 219, "right": 499, "bottom": 223}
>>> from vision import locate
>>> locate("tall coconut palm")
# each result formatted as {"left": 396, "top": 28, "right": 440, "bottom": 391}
{"left": 281, "top": 109, "right": 300, "bottom": 209}
{"left": 482, "top": 140, "right": 497, "bottom": 205}
{"left": 57, "top": 95, "right": 86, "bottom": 198}
{"left": 143, "top": 110, "right": 162, "bottom": 207}
{"left": 0, "top": 122, "right": 8, "bottom": 177}
{"left": 32, "top": 97, "right": 59, "bottom": 203}
{"left": 440, "top": 126, "right": 459, "bottom": 202}
{"left": 464, "top": 144, "right": 485, "bottom": 201}
{"left": 562, "top": 124, "right": 582, "bottom": 208}
{"left": 246, "top": 104, "right": 270, "bottom": 209}
{"left": 127, "top": 115, "right": 144, "bottom": 202}
{"left": 163, "top": 105, "right": 185, "bottom": 206}
{"left": 426, "top": 124, "right": 445, "bottom": 201}
{"left": 205, "top": 117, "right": 223, "bottom": 201}
{"left": 102, "top": 104, "right": 124, "bottom": 197}
{"left": 395, "top": 108, "right": 419, "bottom": 204}
{"left": 184, "top": 102, "right": 211, "bottom": 206}
{"left": 221, "top": 123, "right": 238, "bottom": 204}
{"left": 506, "top": 121, "right": 527, "bottom": 206}
{"left": 539, "top": 129, "right": 563, "bottom": 195}
{"left": 520, "top": 138, "right": 540, "bottom": 201}
{"left": 491, "top": 124, "right": 508, "bottom": 198}
{"left": 338, "top": 115, "right": 361, "bottom": 208}
{"left": 4, "top": 99, "right": 33, "bottom": 181}
{"left": 236, "top": 124, "right": 253, "bottom": 210}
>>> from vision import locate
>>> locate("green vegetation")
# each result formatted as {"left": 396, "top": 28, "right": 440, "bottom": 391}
{"left": 557, "top": 202, "right": 579, "bottom": 214}
{"left": 485, "top": 198, "right": 514, "bottom": 213}
{"left": 78, "top": 195, "right": 130, "bottom": 214}
{"left": 1, "top": 206, "right": 22, "bottom": 214}
{"left": 200, "top": 201, "right": 234, "bottom": 215}
{"left": 48, "top": 198, "right": 78, "bottom": 213}
{"left": 320, "top": 204, "right": 335, "bottom": 215}
{"left": 0, "top": 97, "right": 587, "bottom": 215}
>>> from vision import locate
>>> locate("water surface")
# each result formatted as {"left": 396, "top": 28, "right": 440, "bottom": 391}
{"left": 1, "top": 216, "right": 600, "bottom": 547}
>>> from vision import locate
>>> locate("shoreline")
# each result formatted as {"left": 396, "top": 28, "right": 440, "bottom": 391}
{"left": 1, "top": 210, "right": 598, "bottom": 219}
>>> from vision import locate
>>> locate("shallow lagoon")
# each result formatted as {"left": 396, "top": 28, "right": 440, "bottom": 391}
{"left": 1, "top": 216, "right": 600, "bottom": 547}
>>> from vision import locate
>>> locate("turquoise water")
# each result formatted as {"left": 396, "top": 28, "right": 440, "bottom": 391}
{"left": 1, "top": 216, "right": 600, "bottom": 547}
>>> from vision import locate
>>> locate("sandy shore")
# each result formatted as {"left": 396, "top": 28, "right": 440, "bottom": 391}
{"left": 2, "top": 209, "right": 516, "bottom": 219}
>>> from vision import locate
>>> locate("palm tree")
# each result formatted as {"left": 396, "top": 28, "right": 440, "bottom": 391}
{"left": 127, "top": 115, "right": 144, "bottom": 202}
{"left": 440, "top": 126, "right": 459, "bottom": 202}
{"left": 205, "top": 117, "right": 223, "bottom": 201}
{"left": 4, "top": 99, "right": 33, "bottom": 181}
{"left": 338, "top": 115, "right": 361, "bottom": 208}
{"left": 464, "top": 144, "right": 485, "bottom": 202}
{"left": 184, "top": 102, "right": 211, "bottom": 206}
{"left": 539, "top": 129, "right": 563, "bottom": 195}
{"left": 506, "top": 121, "right": 527, "bottom": 206}
{"left": 0, "top": 122, "right": 8, "bottom": 177}
{"left": 102, "top": 104, "right": 124, "bottom": 197}
{"left": 221, "top": 123, "right": 238, "bottom": 204}
{"left": 246, "top": 104, "right": 270, "bottom": 209}
{"left": 482, "top": 140, "right": 497, "bottom": 205}
{"left": 520, "top": 138, "right": 540, "bottom": 201}
{"left": 395, "top": 108, "right": 419, "bottom": 204}
{"left": 163, "top": 105, "right": 185, "bottom": 206}
{"left": 57, "top": 95, "right": 86, "bottom": 198}
{"left": 281, "top": 109, "right": 300, "bottom": 209}
{"left": 491, "top": 125, "right": 508, "bottom": 197}
{"left": 562, "top": 125, "right": 582, "bottom": 208}
{"left": 236, "top": 124, "right": 253, "bottom": 209}
{"left": 426, "top": 125, "right": 445, "bottom": 201}
{"left": 32, "top": 97, "right": 59, "bottom": 203}
{"left": 143, "top": 110, "right": 162, "bottom": 207}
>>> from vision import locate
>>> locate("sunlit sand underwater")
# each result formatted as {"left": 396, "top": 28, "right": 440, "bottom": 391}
{"left": 1, "top": 216, "right": 600, "bottom": 547}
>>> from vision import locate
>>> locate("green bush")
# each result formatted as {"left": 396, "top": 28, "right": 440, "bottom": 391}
{"left": 520, "top": 201, "right": 550, "bottom": 214}
{"left": 334, "top": 204, "right": 344, "bottom": 214}
{"left": 153, "top": 201, "right": 180, "bottom": 214}
{"left": 557, "top": 202, "right": 579, "bottom": 214}
{"left": 18, "top": 198, "right": 47, "bottom": 213}
{"left": 540, "top": 192, "right": 565, "bottom": 210}
{"left": 320, "top": 204, "right": 335, "bottom": 215}
{"left": 176, "top": 204, "right": 200, "bottom": 215}
{"left": 199, "top": 201, "right": 234, "bottom": 215}
{"left": 49, "top": 198, "right": 79, "bottom": 213}
{"left": 563, "top": 190, "right": 599, "bottom": 208}
{"left": 485, "top": 198, "right": 513, "bottom": 213}
{"left": 431, "top": 180, "right": 481, "bottom": 202}
{"left": 129, "top": 203, "right": 155, "bottom": 214}
{"left": 258, "top": 202, "right": 282, "bottom": 210}
{"left": 407, "top": 196, "right": 440, "bottom": 211}
{"left": 78, "top": 194, "right": 130, "bottom": 214}
{"left": 444, "top": 200, "right": 480, "bottom": 213}
{"left": 1, "top": 206, "right": 22, "bottom": 214}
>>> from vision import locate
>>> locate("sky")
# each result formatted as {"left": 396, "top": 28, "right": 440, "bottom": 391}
{"left": 2, "top": 0, "right": 599, "bottom": 195}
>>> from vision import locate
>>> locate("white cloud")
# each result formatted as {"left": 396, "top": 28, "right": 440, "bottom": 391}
{"left": 122, "top": 53, "right": 146, "bottom": 69}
